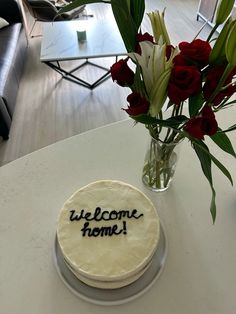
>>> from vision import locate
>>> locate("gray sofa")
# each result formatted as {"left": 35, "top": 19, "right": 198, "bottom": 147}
{"left": 0, "top": 0, "right": 27, "bottom": 140}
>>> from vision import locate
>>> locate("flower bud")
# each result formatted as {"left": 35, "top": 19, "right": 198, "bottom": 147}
{"left": 147, "top": 10, "right": 170, "bottom": 45}
{"left": 209, "top": 18, "right": 234, "bottom": 65}
{"left": 149, "top": 68, "right": 171, "bottom": 117}
{"left": 110, "top": 58, "right": 134, "bottom": 86}
{"left": 124, "top": 92, "right": 150, "bottom": 116}
{"left": 184, "top": 106, "right": 218, "bottom": 140}
{"left": 226, "top": 21, "right": 236, "bottom": 65}
{"left": 215, "top": 0, "right": 235, "bottom": 25}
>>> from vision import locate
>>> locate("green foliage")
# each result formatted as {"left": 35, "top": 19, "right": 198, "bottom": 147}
{"left": 192, "top": 140, "right": 217, "bottom": 223}
{"left": 59, "top": 0, "right": 145, "bottom": 52}
{"left": 130, "top": 0, "right": 145, "bottom": 32}
{"left": 209, "top": 18, "right": 235, "bottom": 65}
{"left": 111, "top": 0, "right": 144, "bottom": 51}
{"left": 59, "top": 1, "right": 236, "bottom": 222}
{"left": 222, "top": 124, "right": 236, "bottom": 133}
{"left": 215, "top": 0, "right": 235, "bottom": 25}
{"left": 226, "top": 21, "right": 236, "bottom": 65}
{"left": 211, "top": 130, "right": 236, "bottom": 157}
{"left": 192, "top": 139, "right": 234, "bottom": 222}
{"left": 131, "top": 114, "right": 188, "bottom": 128}
{"left": 58, "top": 0, "right": 105, "bottom": 14}
{"left": 111, "top": 1, "right": 137, "bottom": 51}
{"left": 132, "top": 63, "right": 146, "bottom": 96}
{"left": 188, "top": 93, "right": 204, "bottom": 117}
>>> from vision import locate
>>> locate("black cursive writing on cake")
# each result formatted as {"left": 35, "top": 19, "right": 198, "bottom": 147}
{"left": 69, "top": 207, "right": 143, "bottom": 237}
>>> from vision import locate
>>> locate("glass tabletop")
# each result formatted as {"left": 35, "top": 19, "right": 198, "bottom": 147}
{"left": 40, "top": 19, "right": 126, "bottom": 62}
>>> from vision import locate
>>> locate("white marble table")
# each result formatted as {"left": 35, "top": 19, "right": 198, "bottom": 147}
{"left": 1, "top": 115, "right": 236, "bottom": 313}
{"left": 40, "top": 19, "right": 126, "bottom": 89}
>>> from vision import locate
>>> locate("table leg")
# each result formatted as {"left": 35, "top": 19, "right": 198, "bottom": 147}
{"left": 43, "top": 57, "right": 117, "bottom": 90}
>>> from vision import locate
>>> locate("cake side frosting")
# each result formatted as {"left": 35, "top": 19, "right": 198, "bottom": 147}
{"left": 64, "top": 258, "right": 152, "bottom": 289}
{"left": 57, "top": 180, "right": 160, "bottom": 281}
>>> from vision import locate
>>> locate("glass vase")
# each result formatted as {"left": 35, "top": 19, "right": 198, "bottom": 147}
{"left": 142, "top": 135, "right": 181, "bottom": 192}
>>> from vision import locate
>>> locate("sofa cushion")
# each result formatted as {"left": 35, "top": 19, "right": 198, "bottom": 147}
{"left": 0, "top": 97, "right": 11, "bottom": 139}
{"left": 0, "top": 0, "right": 22, "bottom": 24}
{"left": 0, "top": 23, "right": 26, "bottom": 81}
{"left": 0, "top": 23, "right": 27, "bottom": 116}
{"left": 0, "top": 0, "right": 27, "bottom": 139}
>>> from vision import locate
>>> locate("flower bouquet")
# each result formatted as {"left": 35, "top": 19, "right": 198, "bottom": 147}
{"left": 60, "top": 0, "right": 236, "bottom": 222}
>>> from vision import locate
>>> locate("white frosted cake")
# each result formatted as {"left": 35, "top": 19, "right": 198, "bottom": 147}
{"left": 57, "top": 180, "right": 160, "bottom": 289}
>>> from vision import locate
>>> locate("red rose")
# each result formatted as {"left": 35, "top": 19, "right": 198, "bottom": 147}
{"left": 203, "top": 66, "right": 236, "bottom": 105}
{"left": 110, "top": 58, "right": 134, "bottom": 87}
{"left": 123, "top": 92, "right": 150, "bottom": 116}
{"left": 173, "top": 54, "right": 189, "bottom": 66}
{"left": 135, "top": 32, "right": 154, "bottom": 54}
{"left": 184, "top": 106, "right": 218, "bottom": 139}
{"left": 168, "top": 65, "right": 202, "bottom": 105}
{"left": 179, "top": 39, "right": 212, "bottom": 68}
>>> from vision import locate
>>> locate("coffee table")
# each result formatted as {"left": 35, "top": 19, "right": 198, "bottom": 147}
{"left": 40, "top": 19, "right": 126, "bottom": 89}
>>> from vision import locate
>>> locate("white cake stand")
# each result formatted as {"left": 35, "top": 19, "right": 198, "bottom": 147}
{"left": 53, "top": 223, "right": 168, "bottom": 306}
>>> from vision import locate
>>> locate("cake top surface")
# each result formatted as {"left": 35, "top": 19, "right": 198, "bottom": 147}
{"left": 57, "top": 180, "right": 160, "bottom": 281}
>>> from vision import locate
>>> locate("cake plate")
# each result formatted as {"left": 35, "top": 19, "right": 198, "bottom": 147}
{"left": 53, "top": 223, "right": 168, "bottom": 306}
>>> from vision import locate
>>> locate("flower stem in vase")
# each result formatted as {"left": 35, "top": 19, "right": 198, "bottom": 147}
{"left": 142, "top": 131, "right": 181, "bottom": 192}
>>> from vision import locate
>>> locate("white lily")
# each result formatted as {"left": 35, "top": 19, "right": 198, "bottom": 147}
{"left": 147, "top": 9, "right": 170, "bottom": 45}
{"left": 128, "top": 40, "right": 178, "bottom": 117}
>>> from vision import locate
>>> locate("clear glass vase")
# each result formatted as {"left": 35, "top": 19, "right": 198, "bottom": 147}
{"left": 142, "top": 135, "right": 181, "bottom": 192}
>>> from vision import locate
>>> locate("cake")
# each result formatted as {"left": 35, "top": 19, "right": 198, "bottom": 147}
{"left": 57, "top": 180, "right": 160, "bottom": 289}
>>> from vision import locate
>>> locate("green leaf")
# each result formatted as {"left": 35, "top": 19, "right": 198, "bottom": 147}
{"left": 215, "top": 0, "right": 235, "bottom": 25}
{"left": 209, "top": 18, "right": 235, "bottom": 65}
{"left": 58, "top": 0, "right": 106, "bottom": 14}
{"left": 192, "top": 141, "right": 216, "bottom": 223}
{"left": 132, "top": 63, "right": 146, "bottom": 95}
{"left": 188, "top": 93, "right": 204, "bottom": 117}
{"left": 165, "top": 115, "right": 188, "bottom": 126}
{"left": 111, "top": 1, "right": 137, "bottom": 51}
{"left": 215, "top": 99, "right": 236, "bottom": 110}
{"left": 222, "top": 124, "right": 236, "bottom": 133}
{"left": 221, "top": 99, "right": 236, "bottom": 106}
{"left": 130, "top": 0, "right": 145, "bottom": 31}
{"left": 211, "top": 130, "right": 236, "bottom": 157}
{"left": 131, "top": 114, "right": 188, "bottom": 128}
{"left": 125, "top": 0, "right": 131, "bottom": 13}
{"left": 226, "top": 21, "right": 236, "bottom": 65}
{"left": 58, "top": 0, "right": 140, "bottom": 52}
{"left": 193, "top": 139, "right": 233, "bottom": 186}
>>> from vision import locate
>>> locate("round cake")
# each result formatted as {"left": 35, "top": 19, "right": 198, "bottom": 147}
{"left": 57, "top": 180, "right": 160, "bottom": 289}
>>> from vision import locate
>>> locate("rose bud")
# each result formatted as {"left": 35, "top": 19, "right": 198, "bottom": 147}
{"left": 123, "top": 92, "right": 150, "bottom": 116}
{"left": 184, "top": 106, "right": 218, "bottom": 140}
{"left": 110, "top": 58, "right": 134, "bottom": 87}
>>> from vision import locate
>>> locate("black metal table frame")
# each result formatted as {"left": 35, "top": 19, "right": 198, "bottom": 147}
{"left": 44, "top": 56, "right": 118, "bottom": 90}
